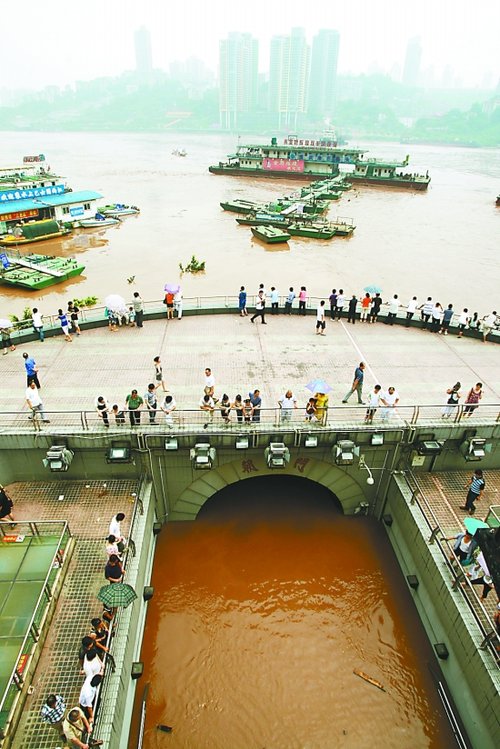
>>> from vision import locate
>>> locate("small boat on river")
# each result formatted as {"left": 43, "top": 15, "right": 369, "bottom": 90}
{"left": 0, "top": 219, "right": 71, "bottom": 246}
{"left": 329, "top": 216, "right": 356, "bottom": 236}
{"left": 287, "top": 222, "right": 336, "bottom": 240}
{"left": 99, "top": 203, "right": 140, "bottom": 217}
{"left": 220, "top": 199, "right": 263, "bottom": 214}
{"left": 78, "top": 213, "right": 120, "bottom": 228}
{"left": 251, "top": 225, "right": 291, "bottom": 244}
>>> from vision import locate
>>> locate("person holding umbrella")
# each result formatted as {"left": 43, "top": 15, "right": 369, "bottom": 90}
{"left": 164, "top": 283, "right": 179, "bottom": 320}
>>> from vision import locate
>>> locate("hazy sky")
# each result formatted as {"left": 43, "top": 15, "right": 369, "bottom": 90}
{"left": 1, "top": 0, "right": 498, "bottom": 90}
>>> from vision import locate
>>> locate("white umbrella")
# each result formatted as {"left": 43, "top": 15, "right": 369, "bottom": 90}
{"left": 104, "top": 294, "right": 126, "bottom": 312}
{"left": 0, "top": 318, "right": 13, "bottom": 329}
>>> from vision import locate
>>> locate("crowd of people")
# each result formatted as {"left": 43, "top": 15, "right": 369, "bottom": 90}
{"left": 238, "top": 285, "right": 498, "bottom": 342}
{"left": 17, "top": 341, "right": 487, "bottom": 428}
{"left": 40, "top": 512, "right": 127, "bottom": 748}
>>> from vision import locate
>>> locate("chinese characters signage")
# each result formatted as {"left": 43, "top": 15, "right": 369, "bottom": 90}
{"left": 0, "top": 184, "right": 65, "bottom": 203}
{"left": 23, "top": 154, "right": 45, "bottom": 162}
{"left": 263, "top": 158, "right": 304, "bottom": 173}
{"left": 0, "top": 209, "right": 38, "bottom": 222}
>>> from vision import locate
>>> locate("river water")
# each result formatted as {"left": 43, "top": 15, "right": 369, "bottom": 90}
{"left": 131, "top": 477, "right": 457, "bottom": 749}
{"left": 0, "top": 132, "right": 499, "bottom": 317}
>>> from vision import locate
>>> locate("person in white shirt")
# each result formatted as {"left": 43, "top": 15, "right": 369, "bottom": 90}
{"left": 380, "top": 387, "right": 399, "bottom": 421}
{"left": 200, "top": 394, "right": 215, "bottom": 427}
{"left": 385, "top": 295, "right": 399, "bottom": 325}
{"left": 335, "top": 289, "right": 345, "bottom": 320}
{"left": 481, "top": 311, "right": 497, "bottom": 342}
{"left": 203, "top": 368, "right": 217, "bottom": 401}
{"left": 31, "top": 307, "right": 44, "bottom": 342}
{"left": 457, "top": 308, "right": 470, "bottom": 338}
{"left": 316, "top": 301, "right": 326, "bottom": 335}
{"left": 95, "top": 396, "right": 110, "bottom": 427}
{"left": 174, "top": 290, "right": 183, "bottom": 320}
{"left": 25, "top": 381, "right": 49, "bottom": 422}
{"left": 278, "top": 390, "right": 298, "bottom": 422}
{"left": 364, "top": 385, "right": 382, "bottom": 424}
{"left": 108, "top": 513, "right": 126, "bottom": 549}
{"left": 79, "top": 674, "right": 102, "bottom": 722}
{"left": 405, "top": 297, "right": 417, "bottom": 327}
{"left": 83, "top": 650, "right": 103, "bottom": 680}
{"left": 161, "top": 394, "right": 177, "bottom": 427}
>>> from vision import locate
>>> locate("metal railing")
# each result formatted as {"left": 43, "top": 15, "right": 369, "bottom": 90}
{"left": 1, "top": 403, "right": 499, "bottom": 434}
{"left": 3, "top": 295, "right": 499, "bottom": 342}
{"left": 401, "top": 472, "right": 500, "bottom": 665}
{"left": 0, "top": 521, "right": 71, "bottom": 733}
{"left": 92, "top": 476, "right": 146, "bottom": 742}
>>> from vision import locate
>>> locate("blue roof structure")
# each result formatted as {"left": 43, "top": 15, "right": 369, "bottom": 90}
{"left": 0, "top": 190, "right": 102, "bottom": 216}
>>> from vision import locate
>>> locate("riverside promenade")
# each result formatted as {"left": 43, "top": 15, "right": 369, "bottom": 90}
{"left": 1, "top": 308, "right": 499, "bottom": 422}
{"left": 2, "top": 310, "right": 500, "bottom": 748}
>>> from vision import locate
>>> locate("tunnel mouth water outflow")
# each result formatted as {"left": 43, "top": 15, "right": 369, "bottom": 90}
{"left": 133, "top": 475, "right": 458, "bottom": 749}
{"left": 196, "top": 474, "right": 344, "bottom": 521}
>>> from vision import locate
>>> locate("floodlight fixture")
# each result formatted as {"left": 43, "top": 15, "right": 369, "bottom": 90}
{"left": 235, "top": 436, "right": 249, "bottom": 450}
{"left": 190, "top": 443, "right": 216, "bottom": 470}
{"left": 334, "top": 439, "right": 359, "bottom": 466}
{"left": 106, "top": 444, "right": 132, "bottom": 463}
{"left": 466, "top": 438, "right": 486, "bottom": 461}
{"left": 370, "top": 433, "right": 384, "bottom": 446}
{"left": 265, "top": 442, "right": 290, "bottom": 469}
{"left": 304, "top": 435, "right": 318, "bottom": 448}
{"left": 164, "top": 438, "right": 179, "bottom": 451}
{"left": 43, "top": 444, "right": 74, "bottom": 472}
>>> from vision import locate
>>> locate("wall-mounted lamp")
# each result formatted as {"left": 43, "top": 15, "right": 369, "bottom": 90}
{"left": 164, "top": 437, "right": 178, "bottom": 451}
{"left": 466, "top": 438, "right": 487, "bottom": 461}
{"left": 235, "top": 436, "right": 249, "bottom": 450}
{"left": 304, "top": 435, "right": 318, "bottom": 448}
{"left": 265, "top": 442, "right": 290, "bottom": 469}
{"left": 190, "top": 443, "right": 216, "bottom": 469}
{"left": 43, "top": 444, "right": 74, "bottom": 472}
{"left": 371, "top": 433, "right": 384, "bottom": 446}
{"left": 334, "top": 439, "right": 360, "bottom": 466}
{"left": 358, "top": 455, "right": 375, "bottom": 485}
{"left": 106, "top": 444, "right": 132, "bottom": 463}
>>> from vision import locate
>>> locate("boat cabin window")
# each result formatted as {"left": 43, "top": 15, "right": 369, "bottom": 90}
{"left": 84, "top": 203, "right": 91, "bottom": 210}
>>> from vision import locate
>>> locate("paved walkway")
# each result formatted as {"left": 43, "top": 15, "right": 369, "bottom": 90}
{"left": 8, "top": 480, "right": 137, "bottom": 749}
{"left": 1, "top": 313, "right": 499, "bottom": 418}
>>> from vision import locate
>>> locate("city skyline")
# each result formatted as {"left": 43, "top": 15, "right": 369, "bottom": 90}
{"left": 0, "top": 0, "right": 498, "bottom": 93}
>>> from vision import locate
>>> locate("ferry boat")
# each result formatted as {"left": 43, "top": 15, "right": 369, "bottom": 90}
{"left": 209, "top": 136, "right": 430, "bottom": 190}
{"left": 0, "top": 219, "right": 72, "bottom": 246}
{"left": 251, "top": 225, "right": 291, "bottom": 244}
{"left": 0, "top": 252, "right": 85, "bottom": 290}
{"left": 287, "top": 222, "right": 336, "bottom": 240}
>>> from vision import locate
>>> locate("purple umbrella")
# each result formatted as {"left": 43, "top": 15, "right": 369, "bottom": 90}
{"left": 164, "top": 283, "right": 180, "bottom": 294}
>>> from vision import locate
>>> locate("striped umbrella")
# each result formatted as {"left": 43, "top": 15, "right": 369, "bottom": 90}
{"left": 97, "top": 582, "right": 137, "bottom": 609}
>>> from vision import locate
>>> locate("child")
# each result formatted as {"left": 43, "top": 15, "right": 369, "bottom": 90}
{"left": 128, "top": 307, "right": 136, "bottom": 326}
{"left": 305, "top": 397, "right": 317, "bottom": 422}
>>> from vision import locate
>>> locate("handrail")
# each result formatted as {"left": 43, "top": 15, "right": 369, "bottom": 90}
{"left": 0, "top": 521, "right": 71, "bottom": 722}
{"left": 92, "top": 476, "right": 146, "bottom": 740}
{"left": 0, "top": 403, "right": 499, "bottom": 432}
{"left": 400, "top": 472, "right": 500, "bottom": 664}
{"left": 3, "top": 295, "right": 499, "bottom": 343}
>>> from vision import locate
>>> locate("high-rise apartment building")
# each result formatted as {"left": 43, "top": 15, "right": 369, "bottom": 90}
{"left": 308, "top": 29, "right": 340, "bottom": 120}
{"left": 134, "top": 26, "right": 153, "bottom": 73}
{"left": 219, "top": 32, "right": 258, "bottom": 129}
{"left": 269, "top": 28, "right": 310, "bottom": 130}
{"left": 402, "top": 37, "right": 422, "bottom": 87}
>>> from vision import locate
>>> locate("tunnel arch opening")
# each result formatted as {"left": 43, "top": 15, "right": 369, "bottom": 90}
{"left": 196, "top": 475, "right": 343, "bottom": 521}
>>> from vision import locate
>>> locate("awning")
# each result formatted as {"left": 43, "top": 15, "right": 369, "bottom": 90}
{"left": 0, "top": 190, "right": 103, "bottom": 216}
